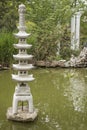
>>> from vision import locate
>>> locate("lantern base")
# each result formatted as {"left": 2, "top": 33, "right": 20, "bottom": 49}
{"left": 6, "top": 106, "right": 38, "bottom": 122}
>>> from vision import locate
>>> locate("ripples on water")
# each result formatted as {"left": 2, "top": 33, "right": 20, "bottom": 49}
{"left": 0, "top": 68, "right": 87, "bottom": 130}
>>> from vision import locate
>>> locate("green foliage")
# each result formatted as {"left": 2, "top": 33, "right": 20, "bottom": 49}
{"left": 0, "top": 33, "right": 15, "bottom": 67}
{"left": 0, "top": 0, "right": 27, "bottom": 31}
{"left": 26, "top": 0, "right": 85, "bottom": 61}
{"left": 47, "top": 55, "right": 62, "bottom": 61}
{"left": 71, "top": 49, "right": 80, "bottom": 57}
{"left": 80, "top": 10, "right": 87, "bottom": 48}
{"left": 0, "top": 0, "right": 86, "bottom": 67}
{"left": 26, "top": 0, "right": 73, "bottom": 61}
{"left": 59, "top": 24, "right": 71, "bottom": 60}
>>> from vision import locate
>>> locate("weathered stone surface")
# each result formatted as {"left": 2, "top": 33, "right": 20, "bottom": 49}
{"left": 35, "top": 60, "right": 46, "bottom": 67}
{"left": 6, "top": 107, "right": 38, "bottom": 122}
{"left": 67, "top": 47, "right": 87, "bottom": 67}
{"left": 8, "top": 4, "right": 38, "bottom": 121}
{"left": 35, "top": 60, "right": 66, "bottom": 68}
{"left": 35, "top": 47, "right": 87, "bottom": 68}
{"left": 0, "top": 64, "right": 2, "bottom": 70}
{"left": 57, "top": 60, "right": 66, "bottom": 67}
{"left": 50, "top": 61, "right": 59, "bottom": 67}
{"left": 0, "top": 65, "right": 9, "bottom": 70}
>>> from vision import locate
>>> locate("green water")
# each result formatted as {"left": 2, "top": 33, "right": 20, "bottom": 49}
{"left": 0, "top": 68, "right": 87, "bottom": 130}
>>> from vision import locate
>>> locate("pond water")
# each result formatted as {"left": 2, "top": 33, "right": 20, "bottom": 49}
{"left": 0, "top": 68, "right": 87, "bottom": 130}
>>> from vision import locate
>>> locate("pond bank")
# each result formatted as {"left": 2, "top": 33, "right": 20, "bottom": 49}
{"left": 0, "top": 47, "right": 87, "bottom": 69}
{"left": 34, "top": 47, "right": 87, "bottom": 68}
{"left": 0, "top": 65, "right": 10, "bottom": 70}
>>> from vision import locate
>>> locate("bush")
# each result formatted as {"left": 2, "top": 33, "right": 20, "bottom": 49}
{"left": 0, "top": 32, "right": 16, "bottom": 67}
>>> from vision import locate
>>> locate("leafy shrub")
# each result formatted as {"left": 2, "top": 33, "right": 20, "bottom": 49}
{"left": 0, "top": 32, "right": 16, "bottom": 67}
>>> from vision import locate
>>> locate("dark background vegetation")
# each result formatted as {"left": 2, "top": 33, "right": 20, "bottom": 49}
{"left": 0, "top": 0, "right": 86, "bottom": 67}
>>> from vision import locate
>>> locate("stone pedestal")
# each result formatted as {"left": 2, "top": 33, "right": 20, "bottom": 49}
{"left": 7, "top": 107, "right": 38, "bottom": 122}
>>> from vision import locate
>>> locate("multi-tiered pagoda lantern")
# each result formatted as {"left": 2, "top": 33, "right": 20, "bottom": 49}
{"left": 7, "top": 4, "right": 38, "bottom": 122}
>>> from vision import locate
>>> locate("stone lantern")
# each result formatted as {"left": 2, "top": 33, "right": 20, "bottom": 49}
{"left": 7, "top": 4, "right": 38, "bottom": 122}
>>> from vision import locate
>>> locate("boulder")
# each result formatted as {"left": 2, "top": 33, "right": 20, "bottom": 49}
{"left": 35, "top": 47, "right": 87, "bottom": 68}
{"left": 66, "top": 47, "right": 87, "bottom": 67}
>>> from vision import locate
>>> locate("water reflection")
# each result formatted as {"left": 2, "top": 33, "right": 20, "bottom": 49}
{"left": 8, "top": 116, "right": 62, "bottom": 130}
{"left": 41, "top": 115, "right": 62, "bottom": 130}
{"left": 63, "top": 69, "right": 87, "bottom": 112}
{"left": 12, "top": 124, "right": 36, "bottom": 130}
{"left": 0, "top": 69, "right": 87, "bottom": 130}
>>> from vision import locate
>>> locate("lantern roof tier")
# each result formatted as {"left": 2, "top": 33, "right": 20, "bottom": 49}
{"left": 13, "top": 64, "right": 34, "bottom": 70}
{"left": 13, "top": 54, "right": 33, "bottom": 60}
{"left": 12, "top": 74, "right": 35, "bottom": 82}
{"left": 14, "top": 44, "right": 32, "bottom": 49}
{"left": 14, "top": 31, "right": 31, "bottom": 38}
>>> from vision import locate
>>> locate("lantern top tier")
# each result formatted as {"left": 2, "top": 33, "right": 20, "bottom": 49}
{"left": 14, "top": 4, "right": 30, "bottom": 38}
{"left": 18, "top": 4, "right": 26, "bottom": 32}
